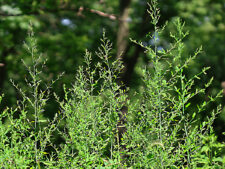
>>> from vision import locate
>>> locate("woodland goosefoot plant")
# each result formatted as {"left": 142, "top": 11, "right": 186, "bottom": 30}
{"left": 55, "top": 31, "right": 129, "bottom": 168}
{"left": 0, "top": 0, "right": 225, "bottom": 168}
{"left": 121, "top": 0, "right": 224, "bottom": 168}
{"left": 54, "top": 2, "right": 224, "bottom": 166}
{"left": 0, "top": 25, "right": 62, "bottom": 168}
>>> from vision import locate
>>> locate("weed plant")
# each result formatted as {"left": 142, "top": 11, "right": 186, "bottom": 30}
{"left": 0, "top": 0, "right": 225, "bottom": 168}
{"left": 0, "top": 26, "right": 62, "bottom": 168}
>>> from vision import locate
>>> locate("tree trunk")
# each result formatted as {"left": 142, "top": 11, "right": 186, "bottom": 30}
{"left": 116, "top": 0, "right": 131, "bottom": 58}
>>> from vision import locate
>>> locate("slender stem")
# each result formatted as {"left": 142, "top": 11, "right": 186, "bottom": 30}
{"left": 181, "top": 73, "right": 191, "bottom": 166}
{"left": 152, "top": 7, "right": 164, "bottom": 166}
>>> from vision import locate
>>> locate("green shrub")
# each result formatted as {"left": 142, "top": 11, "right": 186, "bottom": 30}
{"left": 0, "top": 0, "right": 224, "bottom": 168}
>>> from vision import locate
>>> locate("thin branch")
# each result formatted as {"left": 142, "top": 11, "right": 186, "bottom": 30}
{"left": 89, "top": 8, "right": 116, "bottom": 20}
{"left": 0, "top": 6, "right": 118, "bottom": 21}
{"left": 77, "top": 6, "right": 117, "bottom": 20}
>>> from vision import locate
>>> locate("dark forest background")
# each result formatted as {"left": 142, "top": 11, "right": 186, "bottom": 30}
{"left": 0, "top": 0, "right": 225, "bottom": 141}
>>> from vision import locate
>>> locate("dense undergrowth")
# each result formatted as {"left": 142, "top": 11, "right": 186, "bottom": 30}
{"left": 0, "top": 1, "right": 225, "bottom": 168}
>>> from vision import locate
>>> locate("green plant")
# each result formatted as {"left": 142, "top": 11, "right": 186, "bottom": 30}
{"left": 55, "top": 31, "right": 128, "bottom": 168}
{"left": 0, "top": 0, "right": 224, "bottom": 168}
{"left": 0, "top": 24, "right": 62, "bottom": 168}
{"left": 121, "top": 1, "right": 224, "bottom": 168}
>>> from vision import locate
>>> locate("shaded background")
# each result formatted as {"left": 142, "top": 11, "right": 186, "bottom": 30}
{"left": 0, "top": 0, "right": 225, "bottom": 141}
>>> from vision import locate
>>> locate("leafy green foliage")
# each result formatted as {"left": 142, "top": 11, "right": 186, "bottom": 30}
{"left": 0, "top": 1, "right": 225, "bottom": 168}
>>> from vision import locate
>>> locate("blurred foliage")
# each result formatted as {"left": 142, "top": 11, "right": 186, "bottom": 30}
{"left": 0, "top": 0, "right": 224, "bottom": 139}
